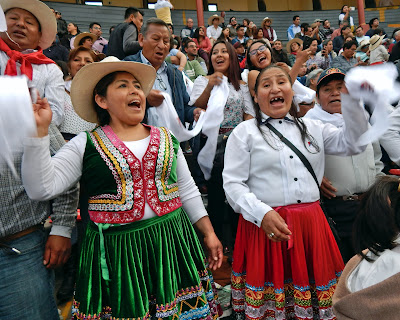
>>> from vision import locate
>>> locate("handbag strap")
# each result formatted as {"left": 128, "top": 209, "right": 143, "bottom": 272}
{"left": 265, "top": 122, "right": 319, "bottom": 189}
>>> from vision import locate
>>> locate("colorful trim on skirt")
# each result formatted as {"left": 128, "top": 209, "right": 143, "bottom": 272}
{"left": 231, "top": 201, "right": 344, "bottom": 320}
{"left": 72, "top": 208, "right": 222, "bottom": 319}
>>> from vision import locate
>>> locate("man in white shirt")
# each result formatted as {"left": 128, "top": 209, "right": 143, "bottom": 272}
{"left": 355, "top": 25, "right": 370, "bottom": 45}
{"left": 206, "top": 14, "right": 223, "bottom": 42}
{"left": 305, "top": 68, "right": 384, "bottom": 263}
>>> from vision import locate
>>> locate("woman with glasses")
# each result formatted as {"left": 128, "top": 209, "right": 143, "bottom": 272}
{"left": 189, "top": 40, "right": 255, "bottom": 253}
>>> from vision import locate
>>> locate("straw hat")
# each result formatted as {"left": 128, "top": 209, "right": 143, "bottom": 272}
{"left": 356, "top": 39, "right": 370, "bottom": 51}
{"left": 369, "top": 34, "right": 385, "bottom": 51}
{"left": 262, "top": 17, "right": 273, "bottom": 25}
{"left": 73, "top": 32, "right": 97, "bottom": 49}
{"left": 0, "top": 0, "right": 56, "bottom": 49}
{"left": 286, "top": 38, "right": 303, "bottom": 52}
{"left": 71, "top": 57, "right": 156, "bottom": 123}
{"left": 207, "top": 14, "right": 223, "bottom": 26}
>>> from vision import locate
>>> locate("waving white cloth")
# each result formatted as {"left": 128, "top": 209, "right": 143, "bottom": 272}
{"left": 147, "top": 91, "right": 206, "bottom": 142}
{"left": 0, "top": 5, "right": 6, "bottom": 32}
{"left": 346, "top": 64, "right": 400, "bottom": 146}
{"left": 292, "top": 79, "right": 316, "bottom": 111}
{"left": 0, "top": 76, "right": 37, "bottom": 177}
{"left": 197, "top": 76, "right": 230, "bottom": 180}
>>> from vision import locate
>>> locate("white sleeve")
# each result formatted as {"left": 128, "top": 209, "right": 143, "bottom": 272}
{"left": 189, "top": 76, "right": 209, "bottom": 106}
{"left": 206, "top": 26, "right": 212, "bottom": 39}
{"left": 380, "top": 107, "right": 400, "bottom": 165}
{"left": 176, "top": 148, "right": 208, "bottom": 224}
{"left": 273, "top": 30, "right": 278, "bottom": 41}
{"left": 45, "top": 65, "right": 65, "bottom": 127}
{"left": 223, "top": 127, "right": 272, "bottom": 227}
{"left": 322, "top": 94, "right": 369, "bottom": 156}
{"left": 241, "top": 84, "right": 256, "bottom": 117}
{"left": 22, "top": 132, "right": 86, "bottom": 201}
{"left": 338, "top": 13, "right": 344, "bottom": 22}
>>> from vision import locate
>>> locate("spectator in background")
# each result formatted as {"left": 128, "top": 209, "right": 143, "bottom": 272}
{"left": 217, "top": 26, "right": 233, "bottom": 43}
{"left": 331, "top": 21, "right": 347, "bottom": 41}
{"left": 181, "top": 18, "right": 195, "bottom": 39}
{"left": 305, "top": 68, "right": 323, "bottom": 91}
{"left": 295, "top": 23, "right": 311, "bottom": 41}
{"left": 227, "top": 16, "right": 238, "bottom": 37}
{"left": 107, "top": 7, "right": 144, "bottom": 59}
{"left": 321, "top": 19, "right": 334, "bottom": 40}
{"left": 234, "top": 41, "right": 246, "bottom": 64}
{"left": 369, "top": 34, "right": 389, "bottom": 64}
{"left": 366, "top": 17, "right": 385, "bottom": 38}
{"left": 333, "top": 25, "right": 352, "bottom": 53}
{"left": 389, "top": 30, "right": 400, "bottom": 62}
{"left": 355, "top": 25, "right": 370, "bottom": 45}
{"left": 287, "top": 38, "right": 303, "bottom": 66}
{"left": 261, "top": 17, "right": 277, "bottom": 43}
{"left": 232, "top": 25, "right": 249, "bottom": 45}
{"left": 332, "top": 40, "right": 363, "bottom": 72}
{"left": 61, "top": 22, "right": 80, "bottom": 49}
{"left": 55, "top": 10, "right": 68, "bottom": 39}
{"left": 89, "top": 22, "right": 108, "bottom": 54}
{"left": 355, "top": 39, "right": 370, "bottom": 64}
{"left": 271, "top": 39, "right": 291, "bottom": 65}
{"left": 109, "top": 25, "right": 115, "bottom": 35}
{"left": 339, "top": 5, "right": 354, "bottom": 31}
{"left": 72, "top": 32, "right": 96, "bottom": 50}
{"left": 43, "top": 35, "right": 69, "bottom": 62}
{"left": 192, "top": 26, "right": 212, "bottom": 62}
{"left": 305, "top": 38, "right": 329, "bottom": 72}
{"left": 181, "top": 39, "right": 207, "bottom": 80}
{"left": 254, "top": 27, "right": 265, "bottom": 40}
{"left": 207, "top": 14, "right": 223, "bottom": 43}
{"left": 287, "top": 15, "right": 301, "bottom": 40}
{"left": 316, "top": 39, "right": 337, "bottom": 66}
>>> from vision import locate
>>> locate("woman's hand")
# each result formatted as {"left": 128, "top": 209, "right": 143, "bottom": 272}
{"left": 261, "top": 210, "right": 291, "bottom": 242}
{"left": 32, "top": 93, "right": 52, "bottom": 138}
{"left": 203, "top": 232, "right": 223, "bottom": 270}
{"left": 207, "top": 72, "right": 224, "bottom": 89}
{"left": 320, "top": 176, "right": 337, "bottom": 199}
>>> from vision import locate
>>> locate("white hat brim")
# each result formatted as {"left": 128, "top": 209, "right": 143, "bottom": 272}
{"left": 73, "top": 32, "right": 97, "bottom": 49}
{"left": 71, "top": 59, "right": 156, "bottom": 124}
{"left": 0, "top": 0, "right": 56, "bottom": 49}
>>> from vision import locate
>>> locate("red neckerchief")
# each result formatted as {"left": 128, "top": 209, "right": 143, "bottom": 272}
{"left": 0, "top": 37, "right": 55, "bottom": 80}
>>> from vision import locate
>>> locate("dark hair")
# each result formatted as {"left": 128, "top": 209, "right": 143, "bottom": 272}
{"left": 243, "top": 18, "right": 250, "bottom": 25}
{"left": 254, "top": 27, "right": 264, "bottom": 39}
{"left": 217, "top": 27, "right": 230, "bottom": 42}
{"left": 253, "top": 65, "right": 320, "bottom": 152}
{"left": 372, "top": 28, "right": 383, "bottom": 36}
{"left": 236, "top": 24, "right": 245, "bottom": 31}
{"left": 246, "top": 39, "right": 274, "bottom": 71}
{"left": 293, "top": 15, "right": 300, "bottom": 21}
{"left": 229, "top": 16, "right": 236, "bottom": 24}
{"left": 141, "top": 18, "right": 169, "bottom": 38}
{"left": 356, "top": 25, "right": 363, "bottom": 31}
{"left": 93, "top": 72, "right": 120, "bottom": 126}
{"left": 109, "top": 25, "right": 115, "bottom": 35}
{"left": 68, "top": 22, "right": 80, "bottom": 34}
{"left": 343, "top": 39, "right": 357, "bottom": 50}
{"left": 340, "top": 25, "right": 351, "bottom": 35}
{"left": 300, "top": 23, "right": 309, "bottom": 31}
{"left": 322, "top": 39, "right": 332, "bottom": 47}
{"left": 89, "top": 22, "right": 101, "bottom": 29}
{"left": 340, "top": 5, "right": 348, "bottom": 14}
{"left": 208, "top": 40, "right": 241, "bottom": 91}
{"left": 183, "top": 38, "right": 196, "bottom": 49}
{"left": 353, "top": 176, "right": 400, "bottom": 262}
{"left": 193, "top": 26, "right": 205, "bottom": 40}
{"left": 55, "top": 60, "right": 69, "bottom": 80}
{"left": 125, "top": 7, "right": 144, "bottom": 20}
{"left": 167, "top": 23, "right": 174, "bottom": 33}
{"left": 323, "top": 19, "right": 330, "bottom": 27}
{"left": 369, "top": 17, "right": 378, "bottom": 28}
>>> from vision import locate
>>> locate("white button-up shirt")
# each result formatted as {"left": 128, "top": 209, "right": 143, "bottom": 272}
{"left": 223, "top": 94, "right": 368, "bottom": 227}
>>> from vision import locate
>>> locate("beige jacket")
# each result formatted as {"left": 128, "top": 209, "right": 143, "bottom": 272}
{"left": 333, "top": 253, "right": 400, "bottom": 319}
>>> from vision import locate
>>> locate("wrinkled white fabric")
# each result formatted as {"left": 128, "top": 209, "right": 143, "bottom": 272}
{"left": 306, "top": 103, "right": 344, "bottom": 128}
{"left": 346, "top": 64, "right": 400, "bottom": 146}
{"left": 154, "top": 0, "right": 173, "bottom": 9}
{"left": 0, "top": 76, "right": 36, "bottom": 177}
{"left": 0, "top": 5, "right": 6, "bottom": 32}
{"left": 292, "top": 79, "right": 316, "bottom": 111}
{"left": 197, "top": 76, "right": 230, "bottom": 180}
{"left": 147, "top": 92, "right": 206, "bottom": 142}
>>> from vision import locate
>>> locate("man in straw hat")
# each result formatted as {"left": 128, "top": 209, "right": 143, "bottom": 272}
{"left": 207, "top": 14, "right": 223, "bottom": 43}
{"left": 0, "top": 0, "right": 78, "bottom": 318}
{"left": 261, "top": 16, "right": 277, "bottom": 43}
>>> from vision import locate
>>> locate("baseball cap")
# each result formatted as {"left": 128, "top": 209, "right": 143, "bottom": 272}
{"left": 316, "top": 67, "right": 346, "bottom": 93}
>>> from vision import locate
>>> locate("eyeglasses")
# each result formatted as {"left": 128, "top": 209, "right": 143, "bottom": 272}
{"left": 93, "top": 26, "right": 102, "bottom": 30}
{"left": 156, "top": 74, "right": 167, "bottom": 91}
{"left": 249, "top": 45, "right": 267, "bottom": 56}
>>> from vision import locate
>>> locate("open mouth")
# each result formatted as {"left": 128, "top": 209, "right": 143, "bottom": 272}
{"left": 270, "top": 97, "right": 285, "bottom": 105}
{"left": 216, "top": 59, "right": 225, "bottom": 65}
{"left": 155, "top": 52, "right": 164, "bottom": 58}
{"left": 128, "top": 99, "right": 141, "bottom": 109}
{"left": 329, "top": 99, "right": 341, "bottom": 104}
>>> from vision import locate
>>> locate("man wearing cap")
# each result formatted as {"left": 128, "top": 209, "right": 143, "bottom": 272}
{"left": 207, "top": 14, "right": 223, "bottom": 43}
{"left": 233, "top": 41, "right": 245, "bottom": 63}
{"left": 89, "top": 22, "right": 108, "bottom": 54}
{"left": 124, "top": 18, "right": 200, "bottom": 126}
{"left": 305, "top": 67, "right": 384, "bottom": 263}
{"left": 261, "top": 17, "right": 277, "bottom": 43}
{"left": 287, "top": 15, "right": 301, "bottom": 40}
{"left": 0, "top": 0, "right": 79, "bottom": 318}
{"left": 107, "top": 6, "right": 144, "bottom": 60}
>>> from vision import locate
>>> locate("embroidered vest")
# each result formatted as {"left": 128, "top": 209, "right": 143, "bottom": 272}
{"left": 81, "top": 125, "right": 182, "bottom": 224}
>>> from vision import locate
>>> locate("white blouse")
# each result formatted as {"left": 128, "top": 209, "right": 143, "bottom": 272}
{"left": 222, "top": 94, "right": 368, "bottom": 227}
{"left": 22, "top": 132, "right": 208, "bottom": 224}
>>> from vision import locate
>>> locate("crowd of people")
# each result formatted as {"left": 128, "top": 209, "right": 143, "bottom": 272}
{"left": 1, "top": 0, "right": 400, "bottom": 319}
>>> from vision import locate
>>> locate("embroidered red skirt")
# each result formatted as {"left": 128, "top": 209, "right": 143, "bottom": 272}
{"left": 231, "top": 201, "right": 344, "bottom": 320}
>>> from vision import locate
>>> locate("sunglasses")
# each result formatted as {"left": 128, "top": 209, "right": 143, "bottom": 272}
{"left": 249, "top": 45, "right": 267, "bottom": 56}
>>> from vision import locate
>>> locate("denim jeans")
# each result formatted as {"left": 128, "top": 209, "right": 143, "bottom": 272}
{"left": 0, "top": 229, "right": 59, "bottom": 320}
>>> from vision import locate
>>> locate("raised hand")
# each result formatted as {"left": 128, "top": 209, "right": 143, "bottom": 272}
{"left": 32, "top": 92, "right": 52, "bottom": 137}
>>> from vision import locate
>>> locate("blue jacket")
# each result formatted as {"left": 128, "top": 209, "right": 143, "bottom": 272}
{"left": 124, "top": 52, "right": 195, "bottom": 125}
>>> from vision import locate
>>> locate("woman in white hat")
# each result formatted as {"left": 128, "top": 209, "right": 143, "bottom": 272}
{"left": 369, "top": 34, "right": 389, "bottom": 65}
{"left": 22, "top": 57, "right": 223, "bottom": 319}
{"left": 71, "top": 31, "right": 97, "bottom": 50}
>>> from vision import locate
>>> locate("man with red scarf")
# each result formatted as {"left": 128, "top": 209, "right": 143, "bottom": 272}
{"left": 0, "top": 0, "right": 64, "bottom": 126}
{"left": 0, "top": 1, "right": 78, "bottom": 319}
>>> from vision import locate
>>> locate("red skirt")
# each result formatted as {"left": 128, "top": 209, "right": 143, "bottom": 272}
{"left": 231, "top": 201, "right": 344, "bottom": 320}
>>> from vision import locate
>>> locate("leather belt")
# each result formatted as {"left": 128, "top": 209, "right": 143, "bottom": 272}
{"left": 0, "top": 225, "right": 42, "bottom": 243}
{"left": 325, "top": 193, "right": 364, "bottom": 201}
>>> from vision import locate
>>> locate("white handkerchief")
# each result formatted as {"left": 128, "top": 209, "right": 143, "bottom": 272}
{"left": 346, "top": 64, "right": 400, "bottom": 145}
{"left": 0, "top": 5, "right": 6, "bottom": 32}
{"left": 0, "top": 76, "right": 37, "bottom": 177}
{"left": 293, "top": 79, "right": 316, "bottom": 111}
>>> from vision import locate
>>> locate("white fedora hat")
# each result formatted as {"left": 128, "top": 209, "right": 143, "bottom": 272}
{"left": 71, "top": 57, "right": 156, "bottom": 123}
{"left": 0, "top": 0, "right": 56, "bottom": 49}
{"left": 73, "top": 32, "right": 97, "bottom": 49}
